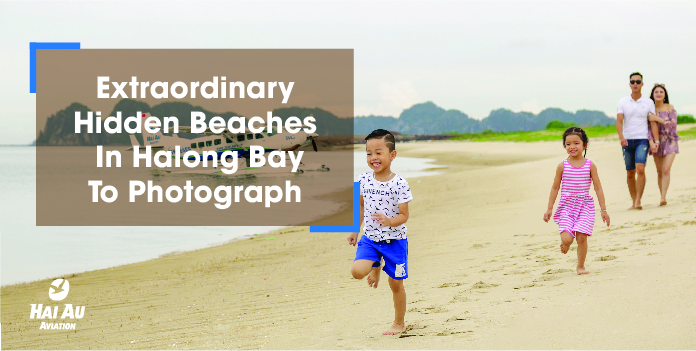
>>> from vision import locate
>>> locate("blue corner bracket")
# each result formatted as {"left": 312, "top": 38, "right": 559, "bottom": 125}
{"left": 30, "top": 42, "right": 81, "bottom": 93}
{"left": 310, "top": 182, "right": 360, "bottom": 233}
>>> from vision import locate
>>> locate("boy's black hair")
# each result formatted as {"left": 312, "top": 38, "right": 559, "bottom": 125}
{"left": 365, "top": 129, "right": 396, "bottom": 152}
{"left": 563, "top": 126, "right": 589, "bottom": 157}
{"left": 630, "top": 72, "right": 643, "bottom": 80}
{"left": 650, "top": 84, "right": 670, "bottom": 104}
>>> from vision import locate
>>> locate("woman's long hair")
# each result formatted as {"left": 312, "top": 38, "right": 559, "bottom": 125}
{"left": 650, "top": 84, "right": 670, "bottom": 104}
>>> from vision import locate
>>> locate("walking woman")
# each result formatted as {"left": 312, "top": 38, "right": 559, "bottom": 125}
{"left": 648, "top": 84, "right": 679, "bottom": 206}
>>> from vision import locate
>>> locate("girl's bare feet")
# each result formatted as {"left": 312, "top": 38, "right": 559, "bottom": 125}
{"left": 383, "top": 322, "right": 406, "bottom": 335}
{"left": 577, "top": 266, "right": 589, "bottom": 275}
{"left": 367, "top": 266, "right": 380, "bottom": 288}
{"left": 559, "top": 231, "right": 573, "bottom": 254}
{"left": 560, "top": 242, "right": 569, "bottom": 254}
{"left": 660, "top": 200, "right": 667, "bottom": 206}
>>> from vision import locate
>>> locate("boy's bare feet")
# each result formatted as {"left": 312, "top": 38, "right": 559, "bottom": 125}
{"left": 560, "top": 242, "right": 569, "bottom": 254}
{"left": 367, "top": 266, "right": 380, "bottom": 288}
{"left": 383, "top": 322, "right": 406, "bottom": 335}
{"left": 577, "top": 266, "right": 589, "bottom": 275}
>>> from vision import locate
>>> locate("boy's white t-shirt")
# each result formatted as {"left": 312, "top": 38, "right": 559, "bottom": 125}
{"left": 359, "top": 171, "right": 413, "bottom": 241}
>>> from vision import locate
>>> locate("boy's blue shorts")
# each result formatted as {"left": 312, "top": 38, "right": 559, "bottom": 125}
{"left": 354, "top": 235, "right": 408, "bottom": 280}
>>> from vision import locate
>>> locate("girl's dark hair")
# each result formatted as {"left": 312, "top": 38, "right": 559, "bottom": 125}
{"left": 563, "top": 127, "right": 589, "bottom": 156}
{"left": 650, "top": 84, "right": 670, "bottom": 104}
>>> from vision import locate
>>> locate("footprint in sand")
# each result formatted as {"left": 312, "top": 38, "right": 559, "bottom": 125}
{"left": 450, "top": 293, "right": 471, "bottom": 303}
{"left": 408, "top": 306, "right": 448, "bottom": 314}
{"left": 514, "top": 283, "right": 540, "bottom": 289}
{"left": 398, "top": 324, "right": 428, "bottom": 338}
{"left": 472, "top": 281, "right": 499, "bottom": 289}
{"left": 436, "top": 329, "right": 471, "bottom": 336}
{"left": 437, "top": 282, "right": 464, "bottom": 288}
{"left": 535, "top": 275, "right": 561, "bottom": 282}
{"left": 506, "top": 269, "right": 531, "bottom": 275}
{"left": 596, "top": 255, "right": 617, "bottom": 261}
{"left": 543, "top": 268, "right": 573, "bottom": 275}
{"left": 608, "top": 247, "right": 628, "bottom": 251}
{"left": 446, "top": 316, "right": 469, "bottom": 322}
{"left": 646, "top": 231, "right": 667, "bottom": 237}
{"left": 405, "top": 323, "right": 427, "bottom": 332}
{"left": 536, "top": 257, "right": 557, "bottom": 266}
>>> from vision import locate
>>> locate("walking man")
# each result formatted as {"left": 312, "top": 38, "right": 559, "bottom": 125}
{"left": 616, "top": 72, "right": 659, "bottom": 210}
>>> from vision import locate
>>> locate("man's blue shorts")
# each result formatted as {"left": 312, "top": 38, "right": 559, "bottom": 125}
{"left": 354, "top": 235, "right": 408, "bottom": 280}
{"left": 622, "top": 139, "right": 649, "bottom": 171}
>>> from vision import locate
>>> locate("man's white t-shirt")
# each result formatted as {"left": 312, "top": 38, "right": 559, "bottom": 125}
{"left": 359, "top": 172, "right": 413, "bottom": 241}
{"left": 617, "top": 94, "right": 655, "bottom": 139}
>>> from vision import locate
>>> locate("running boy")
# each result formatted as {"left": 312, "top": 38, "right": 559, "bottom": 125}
{"left": 347, "top": 129, "right": 413, "bottom": 335}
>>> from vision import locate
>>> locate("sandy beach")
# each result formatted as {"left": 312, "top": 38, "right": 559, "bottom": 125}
{"left": 2, "top": 135, "right": 696, "bottom": 349}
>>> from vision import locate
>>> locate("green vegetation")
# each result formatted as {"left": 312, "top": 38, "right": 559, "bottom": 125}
{"left": 447, "top": 124, "right": 618, "bottom": 142}
{"left": 677, "top": 114, "right": 695, "bottom": 124}
{"left": 674, "top": 114, "right": 696, "bottom": 140}
{"left": 679, "top": 125, "right": 696, "bottom": 140}
{"left": 545, "top": 119, "right": 577, "bottom": 129}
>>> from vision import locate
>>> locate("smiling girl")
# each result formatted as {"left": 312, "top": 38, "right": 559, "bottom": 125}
{"left": 543, "top": 127, "right": 610, "bottom": 275}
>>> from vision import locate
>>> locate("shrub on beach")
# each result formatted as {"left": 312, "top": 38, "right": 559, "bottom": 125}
{"left": 546, "top": 119, "right": 577, "bottom": 129}
{"left": 677, "top": 114, "right": 695, "bottom": 124}
{"left": 446, "top": 124, "right": 617, "bottom": 142}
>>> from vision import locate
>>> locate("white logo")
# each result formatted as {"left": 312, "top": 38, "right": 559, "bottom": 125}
{"left": 30, "top": 279, "right": 85, "bottom": 330}
{"left": 394, "top": 263, "right": 406, "bottom": 278}
{"left": 49, "top": 279, "right": 70, "bottom": 301}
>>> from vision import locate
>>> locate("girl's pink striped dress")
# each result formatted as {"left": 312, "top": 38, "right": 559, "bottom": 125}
{"left": 553, "top": 158, "right": 595, "bottom": 237}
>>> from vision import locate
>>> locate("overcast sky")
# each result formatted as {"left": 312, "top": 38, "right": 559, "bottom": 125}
{"left": 1, "top": 0, "right": 695, "bottom": 144}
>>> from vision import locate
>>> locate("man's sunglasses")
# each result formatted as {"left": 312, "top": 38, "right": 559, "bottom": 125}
{"left": 630, "top": 80, "right": 642, "bottom": 85}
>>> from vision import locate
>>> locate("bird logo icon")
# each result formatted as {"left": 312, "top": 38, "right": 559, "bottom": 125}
{"left": 49, "top": 279, "right": 70, "bottom": 301}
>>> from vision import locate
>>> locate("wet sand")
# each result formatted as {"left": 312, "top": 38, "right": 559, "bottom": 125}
{"left": 2, "top": 136, "right": 696, "bottom": 349}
